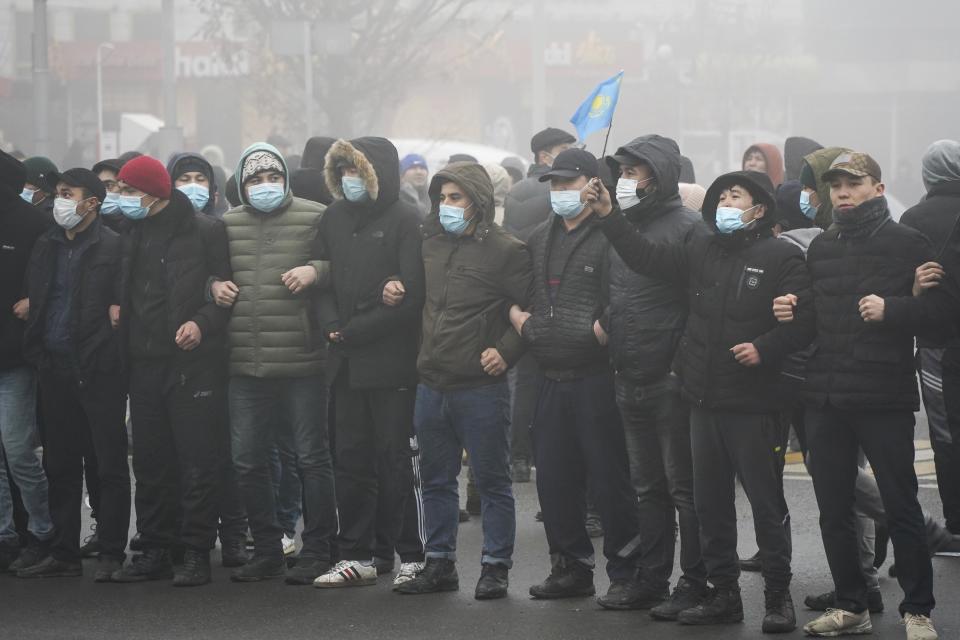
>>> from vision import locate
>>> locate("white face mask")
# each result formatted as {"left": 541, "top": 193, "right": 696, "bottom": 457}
{"left": 616, "top": 178, "right": 641, "bottom": 209}
{"left": 53, "top": 197, "right": 85, "bottom": 230}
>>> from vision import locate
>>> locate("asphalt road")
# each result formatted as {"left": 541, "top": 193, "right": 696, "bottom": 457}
{"left": 1, "top": 423, "right": 957, "bottom": 640}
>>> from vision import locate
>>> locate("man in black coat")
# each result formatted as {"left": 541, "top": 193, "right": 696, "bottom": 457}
{"left": 0, "top": 150, "right": 53, "bottom": 574}
{"left": 508, "top": 149, "right": 639, "bottom": 606}
{"left": 312, "top": 137, "right": 426, "bottom": 589}
{"left": 788, "top": 152, "right": 951, "bottom": 639}
{"left": 112, "top": 155, "right": 236, "bottom": 587}
{"left": 602, "top": 135, "right": 709, "bottom": 619}
{"left": 591, "top": 170, "right": 813, "bottom": 633}
{"left": 17, "top": 169, "right": 130, "bottom": 582}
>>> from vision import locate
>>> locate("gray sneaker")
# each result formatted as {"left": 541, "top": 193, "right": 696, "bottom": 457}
{"left": 803, "top": 609, "right": 872, "bottom": 636}
{"left": 903, "top": 613, "right": 938, "bottom": 640}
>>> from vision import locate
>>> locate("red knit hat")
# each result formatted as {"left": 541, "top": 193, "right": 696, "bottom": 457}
{"left": 118, "top": 155, "right": 172, "bottom": 199}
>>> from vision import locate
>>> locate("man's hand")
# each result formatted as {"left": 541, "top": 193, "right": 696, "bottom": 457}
{"left": 175, "top": 321, "right": 202, "bottom": 351}
{"left": 593, "top": 320, "right": 609, "bottom": 346}
{"left": 773, "top": 294, "right": 798, "bottom": 323}
{"left": 913, "top": 262, "right": 944, "bottom": 297}
{"left": 281, "top": 266, "right": 318, "bottom": 294}
{"left": 480, "top": 348, "right": 507, "bottom": 377}
{"left": 383, "top": 280, "right": 405, "bottom": 307}
{"left": 12, "top": 298, "right": 29, "bottom": 321}
{"left": 859, "top": 295, "right": 885, "bottom": 323}
{"left": 109, "top": 305, "right": 120, "bottom": 330}
{"left": 582, "top": 178, "right": 614, "bottom": 217}
{"left": 509, "top": 304, "right": 531, "bottom": 335}
{"left": 328, "top": 331, "right": 343, "bottom": 343}
{"left": 211, "top": 280, "right": 240, "bottom": 308}
{"left": 731, "top": 343, "right": 761, "bottom": 367}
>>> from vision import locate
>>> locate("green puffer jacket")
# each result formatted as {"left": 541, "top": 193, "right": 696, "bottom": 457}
{"left": 223, "top": 142, "right": 330, "bottom": 378}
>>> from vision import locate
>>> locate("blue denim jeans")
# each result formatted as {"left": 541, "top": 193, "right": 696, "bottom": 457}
{"left": 229, "top": 375, "right": 335, "bottom": 560}
{"left": 415, "top": 382, "right": 514, "bottom": 568}
{"left": 0, "top": 367, "right": 53, "bottom": 544}
{"left": 269, "top": 426, "right": 302, "bottom": 538}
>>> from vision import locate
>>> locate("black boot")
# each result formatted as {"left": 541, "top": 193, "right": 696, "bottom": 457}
{"left": 0, "top": 542, "right": 20, "bottom": 572}
{"left": 112, "top": 548, "right": 174, "bottom": 583}
{"left": 230, "top": 554, "right": 286, "bottom": 582}
{"left": 474, "top": 563, "right": 508, "bottom": 600}
{"left": 529, "top": 557, "right": 595, "bottom": 599}
{"left": 79, "top": 524, "right": 100, "bottom": 558}
{"left": 94, "top": 556, "right": 122, "bottom": 583}
{"left": 650, "top": 577, "right": 710, "bottom": 621}
{"left": 7, "top": 537, "right": 47, "bottom": 574}
{"left": 173, "top": 549, "right": 211, "bottom": 587}
{"left": 762, "top": 590, "right": 796, "bottom": 633}
{"left": 804, "top": 589, "right": 884, "bottom": 614}
{"left": 597, "top": 575, "right": 667, "bottom": 610}
{"left": 395, "top": 558, "right": 459, "bottom": 594}
{"left": 16, "top": 555, "right": 82, "bottom": 578}
{"left": 677, "top": 586, "right": 744, "bottom": 625}
{"left": 284, "top": 556, "right": 331, "bottom": 586}
{"left": 220, "top": 537, "right": 250, "bottom": 568}
{"left": 738, "top": 551, "right": 762, "bottom": 572}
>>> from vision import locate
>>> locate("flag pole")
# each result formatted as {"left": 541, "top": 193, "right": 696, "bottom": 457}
{"left": 600, "top": 117, "right": 614, "bottom": 158}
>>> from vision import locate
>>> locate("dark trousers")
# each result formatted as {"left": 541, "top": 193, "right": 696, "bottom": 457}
{"left": 616, "top": 374, "right": 706, "bottom": 588}
{"left": 333, "top": 376, "right": 415, "bottom": 561}
{"left": 533, "top": 371, "right": 640, "bottom": 580}
{"left": 690, "top": 408, "right": 791, "bottom": 591}
{"left": 508, "top": 354, "right": 538, "bottom": 463}
{"left": 40, "top": 368, "right": 129, "bottom": 562}
{"left": 806, "top": 407, "right": 934, "bottom": 616}
{"left": 130, "top": 361, "right": 227, "bottom": 551}
{"left": 918, "top": 347, "right": 960, "bottom": 534}
{"left": 216, "top": 446, "right": 247, "bottom": 543}
{"left": 376, "top": 448, "right": 425, "bottom": 565}
{"left": 229, "top": 375, "right": 335, "bottom": 560}
{"left": 269, "top": 428, "right": 301, "bottom": 537}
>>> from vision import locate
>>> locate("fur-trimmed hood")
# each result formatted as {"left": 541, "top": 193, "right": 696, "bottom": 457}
{"left": 324, "top": 137, "right": 401, "bottom": 211}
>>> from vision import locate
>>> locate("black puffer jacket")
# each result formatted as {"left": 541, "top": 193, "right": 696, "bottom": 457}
{"left": 0, "top": 150, "right": 47, "bottom": 370}
{"left": 119, "top": 189, "right": 232, "bottom": 379}
{"left": 601, "top": 171, "right": 815, "bottom": 413}
{"left": 522, "top": 214, "right": 609, "bottom": 375}
{"left": 316, "top": 137, "right": 425, "bottom": 389}
{"left": 503, "top": 164, "right": 551, "bottom": 242}
{"left": 604, "top": 135, "right": 705, "bottom": 384}
{"left": 805, "top": 197, "right": 955, "bottom": 411}
{"left": 23, "top": 218, "right": 121, "bottom": 385}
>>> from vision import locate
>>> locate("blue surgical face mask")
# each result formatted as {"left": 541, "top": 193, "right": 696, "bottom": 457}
{"left": 342, "top": 175, "right": 369, "bottom": 203}
{"left": 247, "top": 182, "right": 285, "bottom": 212}
{"left": 439, "top": 203, "right": 472, "bottom": 236}
{"left": 178, "top": 182, "right": 210, "bottom": 211}
{"left": 715, "top": 204, "right": 759, "bottom": 234}
{"left": 20, "top": 187, "right": 36, "bottom": 204}
{"left": 799, "top": 190, "right": 818, "bottom": 220}
{"left": 550, "top": 189, "right": 586, "bottom": 219}
{"left": 119, "top": 194, "right": 154, "bottom": 220}
{"left": 101, "top": 192, "right": 121, "bottom": 216}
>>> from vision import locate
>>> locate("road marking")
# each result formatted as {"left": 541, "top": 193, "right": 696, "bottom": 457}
{"left": 783, "top": 440, "right": 938, "bottom": 488}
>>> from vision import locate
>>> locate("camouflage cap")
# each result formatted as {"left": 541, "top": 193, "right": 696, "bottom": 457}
{"left": 821, "top": 151, "right": 882, "bottom": 183}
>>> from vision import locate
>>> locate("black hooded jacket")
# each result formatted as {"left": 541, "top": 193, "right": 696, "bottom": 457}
{"left": 166, "top": 152, "right": 219, "bottom": 216}
{"left": 784, "top": 136, "right": 823, "bottom": 182}
{"left": 0, "top": 150, "right": 48, "bottom": 369}
{"left": 600, "top": 170, "right": 815, "bottom": 413}
{"left": 503, "top": 164, "right": 551, "bottom": 242}
{"left": 604, "top": 135, "right": 705, "bottom": 385}
{"left": 316, "top": 137, "right": 425, "bottom": 389}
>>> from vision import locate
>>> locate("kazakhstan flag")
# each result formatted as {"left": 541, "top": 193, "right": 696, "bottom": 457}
{"left": 569, "top": 71, "right": 624, "bottom": 143}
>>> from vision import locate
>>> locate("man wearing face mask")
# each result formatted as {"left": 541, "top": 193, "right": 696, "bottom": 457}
{"left": 21, "top": 156, "right": 60, "bottom": 226}
{"left": 504, "top": 148, "right": 640, "bottom": 604}
{"left": 600, "top": 136, "right": 710, "bottom": 619}
{"left": 92, "top": 159, "right": 128, "bottom": 234}
{"left": 590, "top": 170, "right": 814, "bottom": 633}
{"left": 209, "top": 142, "right": 336, "bottom": 586}
{"left": 166, "top": 153, "right": 221, "bottom": 217}
{"left": 393, "top": 161, "right": 533, "bottom": 600}
{"left": 112, "top": 155, "right": 234, "bottom": 587}
{"left": 17, "top": 169, "right": 130, "bottom": 581}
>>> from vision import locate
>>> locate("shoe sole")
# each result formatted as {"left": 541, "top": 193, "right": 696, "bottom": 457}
{"left": 396, "top": 582, "right": 459, "bottom": 595}
{"left": 529, "top": 587, "right": 596, "bottom": 600}
{"left": 313, "top": 578, "right": 377, "bottom": 588}
{"left": 230, "top": 572, "right": 284, "bottom": 583}
{"left": 802, "top": 621, "right": 873, "bottom": 637}
{"left": 677, "top": 613, "right": 744, "bottom": 625}
{"left": 598, "top": 598, "right": 665, "bottom": 611}
{"left": 475, "top": 589, "right": 508, "bottom": 600}
{"left": 649, "top": 610, "right": 680, "bottom": 622}
{"left": 17, "top": 571, "right": 83, "bottom": 579}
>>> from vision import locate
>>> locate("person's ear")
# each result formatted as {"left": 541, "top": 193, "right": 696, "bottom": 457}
{"left": 875, "top": 181, "right": 886, "bottom": 196}
{"left": 754, "top": 204, "right": 766, "bottom": 220}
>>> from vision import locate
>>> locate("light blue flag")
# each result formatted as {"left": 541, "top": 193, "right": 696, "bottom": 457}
{"left": 569, "top": 71, "right": 624, "bottom": 143}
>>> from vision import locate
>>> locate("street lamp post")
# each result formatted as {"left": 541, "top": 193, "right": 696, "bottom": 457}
{"left": 96, "top": 42, "right": 115, "bottom": 161}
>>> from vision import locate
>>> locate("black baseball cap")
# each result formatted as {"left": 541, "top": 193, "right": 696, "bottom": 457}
{"left": 539, "top": 148, "right": 600, "bottom": 182}
{"left": 58, "top": 167, "right": 107, "bottom": 203}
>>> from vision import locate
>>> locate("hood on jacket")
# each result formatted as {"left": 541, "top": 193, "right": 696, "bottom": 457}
{"left": 922, "top": 139, "right": 960, "bottom": 192}
{"left": 0, "top": 149, "right": 27, "bottom": 201}
{"left": 605, "top": 134, "right": 683, "bottom": 207}
{"left": 774, "top": 179, "right": 813, "bottom": 231}
{"left": 484, "top": 163, "right": 511, "bottom": 209}
{"left": 302, "top": 136, "right": 336, "bottom": 170}
{"left": 234, "top": 142, "right": 290, "bottom": 208}
{"left": 291, "top": 167, "right": 333, "bottom": 205}
{"left": 426, "top": 162, "right": 495, "bottom": 233}
{"left": 324, "top": 137, "right": 401, "bottom": 212}
{"left": 679, "top": 155, "right": 696, "bottom": 183}
{"left": 784, "top": 136, "right": 823, "bottom": 181}
{"left": 166, "top": 152, "right": 219, "bottom": 214}
{"left": 702, "top": 170, "right": 777, "bottom": 233}
{"left": 743, "top": 143, "right": 784, "bottom": 187}
{"left": 801, "top": 147, "right": 852, "bottom": 229}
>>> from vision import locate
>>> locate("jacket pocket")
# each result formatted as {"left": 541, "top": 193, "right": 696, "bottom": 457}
{"left": 853, "top": 343, "right": 901, "bottom": 364}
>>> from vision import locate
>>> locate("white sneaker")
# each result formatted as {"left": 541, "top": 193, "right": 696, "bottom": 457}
{"left": 903, "top": 613, "right": 938, "bottom": 640}
{"left": 803, "top": 608, "right": 872, "bottom": 636}
{"left": 392, "top": 562, "right": 424, "bottom": 589}
{"left": 313, "top": 560, "right": 377, "bottom": 588}
{"left": 281, "top": 534, "right": 296, "bottom": 557}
